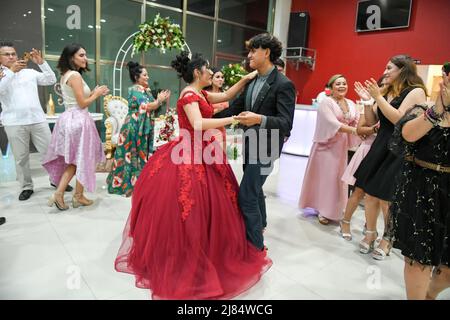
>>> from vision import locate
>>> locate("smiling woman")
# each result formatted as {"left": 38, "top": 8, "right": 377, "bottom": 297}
{"left": 299, "top": 74, "right": 361, "bottom": 225}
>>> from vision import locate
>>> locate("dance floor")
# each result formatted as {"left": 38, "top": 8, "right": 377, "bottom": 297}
{"left": 1, "top": 151, "right": 449, "bottom": 300}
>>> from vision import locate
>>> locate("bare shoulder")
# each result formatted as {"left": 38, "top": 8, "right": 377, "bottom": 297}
{"left": 406, "top": 87, "right": 427, "bottom": 98}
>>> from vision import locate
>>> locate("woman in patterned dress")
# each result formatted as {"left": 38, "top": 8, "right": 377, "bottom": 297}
{"left": 389, "top": 65, "right": 450, "bottom": 299}
{"left": 107, "top": 61, "right": 170, "bottom": 197}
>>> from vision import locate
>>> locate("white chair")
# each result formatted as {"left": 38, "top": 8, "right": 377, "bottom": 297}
{"left": 103, "top": 95, "right": 128, "bottom": 159}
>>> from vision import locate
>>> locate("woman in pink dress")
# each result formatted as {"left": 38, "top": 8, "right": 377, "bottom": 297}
{"left": 115, "top": 51, "right": 271, "bottom": 300}
{"left": 206, "top": 67, "right": 229, "bottom": 152}
{"left": 43, "top": 43, "right": 109, "bottom": 210}
{"left": 299, "top": 74, "right": 361, "bottom": 225}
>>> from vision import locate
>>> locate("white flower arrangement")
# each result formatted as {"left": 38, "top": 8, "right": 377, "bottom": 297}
{"left": 132, "top": 14, "right": 185, "bottom": 56}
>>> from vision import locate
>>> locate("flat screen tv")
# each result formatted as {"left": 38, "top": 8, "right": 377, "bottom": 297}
{"left": 356, "top": 0, "right": 412, "bottom": 32}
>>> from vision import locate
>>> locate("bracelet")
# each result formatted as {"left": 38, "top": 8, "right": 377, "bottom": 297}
{"left": 424, "top": 108, "right": 440, "bottom": 126}
{"left": 361, "top": 98, "right": 375, "bottom": 106}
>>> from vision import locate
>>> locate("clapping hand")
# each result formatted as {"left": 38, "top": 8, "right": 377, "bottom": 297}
{"left": 364, "top": 78, "right": 382, "bottom": 99}
{"left": 29, "top": 48, "right": 44, "bottom": 65}
{"left": 354, "top": 81, "right": 372, "bottom": 101}
{"left": 94, "top": 85, "right": 109, "bottom": 97}
{"left": 157, "top": 89, "right": 171, "bottom": 104}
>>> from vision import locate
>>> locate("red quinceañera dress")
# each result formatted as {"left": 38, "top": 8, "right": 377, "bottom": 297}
{"left": 115, "top": 90, "right": 272, "bottom": 300}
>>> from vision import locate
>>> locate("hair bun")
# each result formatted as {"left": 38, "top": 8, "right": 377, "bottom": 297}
{"left": 126, "top": 61, "right": 140, "bottom": 70}
{"left": 171, "top": 51, "right": 191, "bottom": 78}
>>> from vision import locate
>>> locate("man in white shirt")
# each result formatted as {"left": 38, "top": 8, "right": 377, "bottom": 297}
{"left": 0, "top": 41, "right": 70, "bottom": 201}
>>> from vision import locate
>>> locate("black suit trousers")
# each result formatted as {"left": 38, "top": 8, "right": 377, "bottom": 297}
{"left": 238, "top": 160, "right": 274, "bottom": 250}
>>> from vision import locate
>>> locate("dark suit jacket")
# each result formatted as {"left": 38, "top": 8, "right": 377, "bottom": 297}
{"left": 215, "top": 68, "right": 296, "bottom": 162}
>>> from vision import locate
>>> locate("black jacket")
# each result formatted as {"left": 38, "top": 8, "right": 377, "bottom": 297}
{"left": 215, "top": 68, "right": 296, "bottom": 162}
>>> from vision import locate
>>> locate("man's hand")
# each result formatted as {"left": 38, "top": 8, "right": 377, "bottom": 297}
{"left": 29, "top": 48, "right": 44, "bottom": 65}
{"left": 10, "top": 60, "right": 27, "bottom": 73}
{"left": 235, "top": 111, "right": 262, "bottom": 126}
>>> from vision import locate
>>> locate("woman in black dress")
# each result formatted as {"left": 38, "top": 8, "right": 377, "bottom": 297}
{"left": 389, "top": 66, "right": 450, "bottom": 299}
{"left": 354, "top": 55, "right": 427, "bottom": 259}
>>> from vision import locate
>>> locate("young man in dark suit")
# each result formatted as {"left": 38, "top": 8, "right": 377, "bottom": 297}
{"left": 215, "top": 33, "right": 296, "bottom": 251}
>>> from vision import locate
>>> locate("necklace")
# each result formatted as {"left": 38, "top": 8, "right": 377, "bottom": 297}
{"left": 332, "top": 96, "right": 351, "bottom": 119}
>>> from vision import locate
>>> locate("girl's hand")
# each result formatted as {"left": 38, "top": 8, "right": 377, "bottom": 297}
{"left": 244, "top": 70, "right": 258, "bottom": 82}
{"left": 364, "top": 78, "right": 382, "bottom": 99}
{"left": 94, "top": 85, "right": 109, "bottom": 97}
{"left": 354, "top": 81, "right": 372, "bottom": 101}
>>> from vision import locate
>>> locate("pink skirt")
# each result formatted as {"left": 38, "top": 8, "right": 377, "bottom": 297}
{"left": 341, "top": 135, "right": 375, "bottom": 186}
{"left": 43, "top": 107, "right": 105, "bottom": 193}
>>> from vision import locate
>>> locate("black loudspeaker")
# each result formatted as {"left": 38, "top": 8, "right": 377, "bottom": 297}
{"left": 287, "top": 11, "right": 310, "bottom": 56}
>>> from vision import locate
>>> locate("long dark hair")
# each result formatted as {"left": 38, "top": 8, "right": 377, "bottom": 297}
{"left": 205, "top": 67, "right": 223, "bottom": 92}
{"left": 57, "top": 43, "right": 90, "bottom": 75}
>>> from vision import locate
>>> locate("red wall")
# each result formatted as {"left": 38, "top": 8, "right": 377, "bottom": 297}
{"left": 287, "top": 0, "right": 450, "bottom": 104}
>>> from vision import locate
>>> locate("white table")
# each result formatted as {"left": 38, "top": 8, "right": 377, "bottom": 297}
{"left": 282, "top": 104, "right": 317, "bottom": 157}
{"left": 46, "top": 113, "right": 104, "bottom": 123}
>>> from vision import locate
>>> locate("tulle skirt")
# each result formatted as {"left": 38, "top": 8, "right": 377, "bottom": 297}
{"left": 115, "top": 139, "right": 272, "bottom": 299}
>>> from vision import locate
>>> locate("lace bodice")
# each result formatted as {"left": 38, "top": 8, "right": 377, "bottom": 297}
{"left": 60, "top": 71, "right": 91, "bottom": 109}
{"left": 176, "top": 90, "right": 214, "bottom": 133}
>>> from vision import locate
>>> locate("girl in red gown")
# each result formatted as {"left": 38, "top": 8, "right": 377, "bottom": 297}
{"left": 115, "top": 51, "right": 272, "bottom": 300}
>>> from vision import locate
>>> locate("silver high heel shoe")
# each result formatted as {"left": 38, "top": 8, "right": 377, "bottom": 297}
{"left": 372, "top": 234, "right": 392, "bottom": 260}
{"left": 359, "top": 230, "right": 378, "bottom": 254}
{"left": 339, "top": 219, "right": 352, "bottom": 241}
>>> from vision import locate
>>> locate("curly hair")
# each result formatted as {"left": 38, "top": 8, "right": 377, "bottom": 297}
{"left": 246, "top": 33, "right": 283, "bottom": 63}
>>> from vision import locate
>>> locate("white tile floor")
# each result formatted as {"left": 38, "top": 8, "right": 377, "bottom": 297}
{"left": 1, "top": 152, "right": 449, "bottom": 300}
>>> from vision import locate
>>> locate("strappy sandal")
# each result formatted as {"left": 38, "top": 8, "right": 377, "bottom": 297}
{"left": 359, "top": 230, "right": 378, "bottom": 254}
{"left": 339, "top": 219, "right": 352, "bottom": 241}
{"left": 372, "top": 235, "right": 392, "bottom": 260}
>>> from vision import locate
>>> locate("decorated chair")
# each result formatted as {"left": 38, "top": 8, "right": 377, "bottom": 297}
{"left": 103, "top": 95, "right": 129, "bottom": 159}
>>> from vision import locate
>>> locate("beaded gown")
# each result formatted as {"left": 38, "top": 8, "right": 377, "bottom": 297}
{"left": 115, "top": 90, "right": 272, "bottom": 299}
{"left": 389, "top": 105, "right": 450, "bottom": 266}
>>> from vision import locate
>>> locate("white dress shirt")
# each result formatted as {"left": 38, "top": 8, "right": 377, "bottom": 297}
{"left": 0, "top": 61, "right": 57, "bottom": 126}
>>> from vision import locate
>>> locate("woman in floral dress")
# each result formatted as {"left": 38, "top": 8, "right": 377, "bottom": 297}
{"left": 107, "top": 61, "right": 170, "bottom": 197}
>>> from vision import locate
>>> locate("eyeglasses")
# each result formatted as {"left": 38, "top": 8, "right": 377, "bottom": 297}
{"left": 0, "top": 52, "right": 17, "bottom": 57}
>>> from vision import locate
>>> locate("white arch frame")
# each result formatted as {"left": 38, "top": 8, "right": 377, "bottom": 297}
{"left": 112, "top": 32, "right": 192, "bottom": 96}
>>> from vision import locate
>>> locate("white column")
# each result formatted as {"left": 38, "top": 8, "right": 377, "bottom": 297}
{"left": 273, "top": 0, "right": 292, "bottom": 49}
